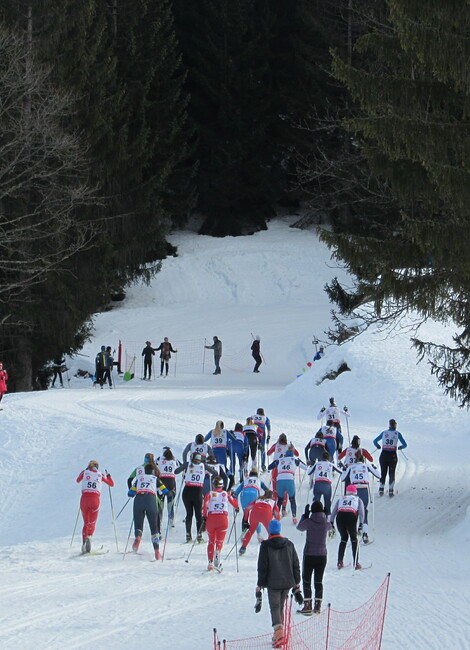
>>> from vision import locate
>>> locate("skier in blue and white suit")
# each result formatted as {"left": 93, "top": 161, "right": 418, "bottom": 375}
{"left": 205, "top": 420, "right": 230, "bottom": 469}
{"left": 227, "top": 423, "right": 249, "bottom": 483}
{"left": 373, "top": 419, "right": 407, "bottom": 497}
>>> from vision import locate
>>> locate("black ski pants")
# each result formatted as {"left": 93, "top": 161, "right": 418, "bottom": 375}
{"left": 246, "top": 433, "right": 258, "bottom": 462}
{"left": 133, "top": 493, "right": 159, "bottom": 543}
{"left": 143, "top": 358, "right": 152, "bottom": 379}
{"left": 182, "top": 485, "right": 203, "bottom": 536}
{"left": 336, "top": 511, "right": 359, "bottom": 564}
{"left": 379, "top": 450, "right": 398, "bottom": 489}
{"left": 302, "top": 554, "right": 327, "bottom": 600}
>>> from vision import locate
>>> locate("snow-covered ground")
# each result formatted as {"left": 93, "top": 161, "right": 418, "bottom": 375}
{"left": 0, "top": 216, "right": 469, "bottom": 649}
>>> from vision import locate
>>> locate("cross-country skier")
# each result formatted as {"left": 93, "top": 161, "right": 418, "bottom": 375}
{"left": 315, "top": 420, "right": 342, "bottom": 462}
{"left": 203, "top": 455, "right": 231, "bottom": 495}
{"left": 227, "top": 423, "right": 249, "bottom": 482}
{"left": 296, "top": 501, "right": 332, "bottom": 615}
{"left": 0, "top": 362, "right": 9, "bottom": 405}
{"left": 175, "top": 452, "right": 217, "bottom": 543}
{"left": 338, "top": 435, "right": 374, "bottom": 490}
{"left": 202, "top": 476, "right": 239, "bottom": 571}
{"left": 127, "top": 453, "right": 170, "bottom": 559}
{"left": 307, "top": 451, "right": 342, "bottom": 515}
{"left": 182, "top": 434, "right": 213, "bottom": 463}
{"left": 341, "top": 451, "right": 380, "bottom": 543}
{"left": 268, "top": 449, "right": 307, "bottom": 524}
{"left": 304, "top": 431, "right": 327, "bottom": 465}
{"left": 155, "top": 337, "right": 177, "bottom": 377}
{"left": 243, "top": 417, "right": 262, "bottom": 470}
{"left": 373, "top": 419, "right": 408, "bottom": 497}
{"left": 267, "top": 434, "right": 300, "bottom": 502}
{"left": 155, "top": 447, "right": 181, "bottom": 528}
{"left": 317, "top": 397, "right": 348, "bottom": 437}
{"left": 329, "top": 484, "right": 365, "bottom": 570}
{"left": 76, "top": 460, "right": 114, "bottom": 553}
{"left": 252, "top": 408, "right": 271, "bottom": 470}
{"left": 141, "top": 341, "right": 155, "bottom": 380}
{"left": 239, "top": 490, "right": 281, "bottom": 555}
{"left": 234, "top": 468, "right": 270, "bottom": 542}
{"left": 205, "top": 420, "right": 230, "bottom": 468}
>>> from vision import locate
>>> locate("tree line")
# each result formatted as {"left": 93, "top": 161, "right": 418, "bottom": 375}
{"left": 1, "top": 1, "right": 469, "bottom": 405}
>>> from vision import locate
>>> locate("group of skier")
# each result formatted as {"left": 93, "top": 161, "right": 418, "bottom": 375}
{"left": 75, "top": 399, "right": 407, "bottom": 646}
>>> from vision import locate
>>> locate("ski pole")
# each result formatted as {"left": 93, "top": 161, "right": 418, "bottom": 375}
{"left": 400, "top": 449, "right": 409, "bottom": 461}
{"left": 70, "top": 504, "right": 81, "bottom": 547}
{"left": 174, "top": 351, "right": 178, "bottom": 377}
{"left": 224, "top": 529, "right": 245, "bottom": 561}
{"left": 185, "top": 520, "right": 204, "bottom": 564}
{"left": 161, "top": 492, "right": 176, "bottom": 561}
{"left": 226, "top": 507, "right": 237, "bottom": 545}
{"left": 345, "top": 409, "right": 351, "bottom": 445}
{"left": 331, "top": 471, "right": 342, "bottom": 503}
{"left": 233, "top": 510, "right": 239, "bottom": 573}
{"left": 172, "top": 476, "right": 185, "bottom": 522}
{"left": 123, "top": 517, "right": 134, "bottom": 559}
{"left": 107, "top": 476, "right": 119, "bottom": 552}
{"left": 115, "top": 498, "right": 130, "bottom": 520}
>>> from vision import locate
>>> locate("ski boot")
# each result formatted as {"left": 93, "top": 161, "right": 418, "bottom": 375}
{"left": 313, "top": 599, "right": 322, "bottom": 614}
{"left": 239, "top": 545, "right": 247, "bottom": 555}
{"left": 389, "top": 489, "right": 394, "bottom": 498}
{"left": 362, "top": 532, "right": 369, "bottom": 544}
{"left": 272, "top": 624, "right": 284, "bottom": 648}
{"left": 197, "top": 533, "right": 205, "bottom": 544}
{"left": 84, "top": 536, "right": 92, "bottom": 553}
{"left": 281, "top": 508, "right": 287, "bottom": 518}
{"left": 214, "top": 551, "right": 221, "bottom": 569}
{"left": 298, "top": 598, "right": 312, "bottom": 615}
{"left": 337, "top": 561, "right": 344, "bottom": 569}
{"left": 185, "top": 533, "right": 192, "bottom": 543}
{"left": 154, "top": 548, "right": 162, "bottom": 560}
{"left": 292, "top": 517, "right": 298, "bottom": 525}
{"left": 207, "top": 561, "right": 213, "bottom": 571}
{"left": 379, "top": 487, "right": 384, "bottom": 497}
{"left": 355, "top": 562, "right": 362, "bottom": 570}
{"left": 132, "top": 535, "right": 141, "bottom": 553}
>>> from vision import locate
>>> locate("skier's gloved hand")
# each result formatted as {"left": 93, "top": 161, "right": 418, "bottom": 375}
{"left": 235, "top": 508, "right": 240, "bottom": 514}
{"left": 328, "top": 526, "right": 336, "bottom": 539}
{"left": 343, "top": 406, "right": 348, "bottom": 412}
{"left": 128, "top": 488, "right": 136, "bottom": 498}
{"left": 242, "top": 519, "right": 250, "bottom": 531}
{"left": 201, "top": 517, "right": 207, "bottom": 533}
{"left": 372, "top": 464, "right": 377, "bottom": 469}
{"left": 321, "top": 407, "right": 326, "bottom": 413}
{"left": 267, "top": 436, "right": 270, "bottom": 444}
{"left": 398, "top": 445, "right": 403, "bottom": 450}
{"left": 292, "top": 586, "right": 304, "bottom": 605}
{"left": 304, "top": 504, "right": 310, "bottom": 518}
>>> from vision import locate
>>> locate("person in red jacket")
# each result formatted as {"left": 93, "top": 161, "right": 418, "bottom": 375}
{"left": 239, "top": 490, "right": 281, "bottom": 555}
{"left": 0, "top": 362, "right": 8, "bottom": 406}
{"left": 76, "top": 460, "right": 114, "bottom": 553}
{"left": 202, "top": 476, "right": 239, "bottom": 570}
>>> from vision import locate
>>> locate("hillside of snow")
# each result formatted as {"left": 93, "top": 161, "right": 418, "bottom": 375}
{"left": 0, "top": 216, "right": 468, "bottom": 649}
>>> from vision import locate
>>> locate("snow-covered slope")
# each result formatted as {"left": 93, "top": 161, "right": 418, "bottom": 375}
{"left": 0, "top": 216, "right": 468, "bottom": 649}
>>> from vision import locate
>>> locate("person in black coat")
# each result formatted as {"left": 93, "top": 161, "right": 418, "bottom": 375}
{"left": 141, "top": 341, "right": 155, "bottom": 380}
{"left": 155, "top": 337, "right": 177, "bottom": 377}
{"left": 251, "top": 335, "right": 262, "bottom": 373}
{"left": 256, "top": 519, "right": 301, "bottom": 648}
{"left": 51, "top": 357, "right": 66, "bottom": 387}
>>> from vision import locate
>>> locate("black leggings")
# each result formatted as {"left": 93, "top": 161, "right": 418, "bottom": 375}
{"left": 302, "top": 554, "right": 327, "bottom": 600}
{"left": 336, "top": 511, "right": 359, "bottom": 563}
{"left": 246, "top": 433, "right": 258, "bottom": 462}
{"left": 182, "top": 485, "right": 203, "bottom": 536}
{"left": 379, "top": 451, "right": 398, "bottom": 489}
{"left": 133, "top": 493, "right": 159, "bottom": 544}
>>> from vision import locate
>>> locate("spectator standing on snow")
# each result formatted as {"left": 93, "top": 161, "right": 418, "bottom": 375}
{"left": 0, "top": 362, "right": 7, "bottom": 406}
{"left": 205, "top": 336, "right": 222, "bottom": 375}
{"left": 296, "top": 501, "right": 332, "bottom": 615}
{"left": 76, "top": 460, "right": 114, "bottom": 554}
{"left": 313, "top": 345, "right": 325, "bottom": 362}
{"left": 256, "top": 519, "right": 301, "bottom": 648}
{"left": 51, "top": 356, "right": 66, "bottom": 387}
{"left": 373, "top": 418, "right": 407, "bottom": 497}
{"left": 251, "top": 335, "right": 262, "bottom": 373}
{"left": 155, "top": 337, "right": 177, "bottom": 377}
{"left": 101, "top": 347, "right": 114, "bottom": 388}
{"left": 94, "top": 345, "right": 106, "bottom": 387}
{"left": 141, "top": 341, "right": 155, "bottom": 380}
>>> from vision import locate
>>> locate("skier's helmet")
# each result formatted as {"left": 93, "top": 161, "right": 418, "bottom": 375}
{"left": 346, "top": 484, "right": 357, "bottom": 494}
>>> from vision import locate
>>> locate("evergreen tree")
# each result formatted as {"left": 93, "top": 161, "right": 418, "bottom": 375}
{"left": 319, "top": 0, "right": 470, "bottom": 406}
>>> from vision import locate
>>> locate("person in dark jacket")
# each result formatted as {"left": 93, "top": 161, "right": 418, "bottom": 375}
{"left": 205, "top": 336, "right": 222, "bottom": 374}
{"left": 296, "top": 501, "right": 332, "bottom": 615}
{"left": 141, "top": 341, "right": 155, "bottom": 380}
{"left": 51, "top": 356, "right": 66, "bottom": 387}
{"left": 155, "top": 337, "right": 178, "bottom": 377}
{"left": 251, "top": 335, "right": 262, "bottom": 373}
{"left": 256, "top": 519, "right": 301, "bottom": 648}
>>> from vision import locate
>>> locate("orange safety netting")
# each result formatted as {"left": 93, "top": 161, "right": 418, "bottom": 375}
{"left": 214, "top": 573, "right": 390, "bottom": 650}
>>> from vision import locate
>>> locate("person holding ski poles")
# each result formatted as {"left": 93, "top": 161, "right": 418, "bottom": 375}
{"left": 182, "top": 434, "right": 213, "bottom": 463}
{"left": 338, "top": 435, "right": 374, "bottom": 491}
{"left": 296, "top": 501, "right": 332, "bottom": 615}
{"left": 239, "top": 490, "right": 281, "bottom": 555}
{"left": 341, "top": 450, "right": 380, "bottom": 544}
{"left": 127, "top": 453, "right": 170, "bottom": 559}
{"left": 252, "top": 407, "right": 271, "bottom": 471}
{"left": 305, "top": 430, "right": 327, "bottom": 466}
{"left": 315, "top": 420, "right": 342, "bottom": 462}
{"left": 330, "top": 484, "right": 365, "bottom": 570}
{"left": 234, "top": 468, "right": 270, "bottom": 542}
{"left": 155, "top": 447, "right": 181, "bottom": 529}
{"left": 76, "top": 460, "right": 114, "bottom": 554}
{"left": 267, "top": 434, "right": 300, "bottom": 502}
{"left": 373, "top": 418, "right": 408, "bottom": 497}
{"left": 307, "top": 451, "right": 342, "bottom": 515}
{"left": 202, "top": 476, "right": 239, "bottom": 571}
{"left": 175, "top": 452, "right": 217, "bottom": 543}
{"left": 205, "top": 420, "right": 230, "bottom": 469}
{"left": 227, "top": 423, "right": 248, "bottom": 482}
{"left": 268, "top": 449, "right": 307, "bottom": 524}
{"left": 243, "top": 417, "right": 261, "bottom": 470}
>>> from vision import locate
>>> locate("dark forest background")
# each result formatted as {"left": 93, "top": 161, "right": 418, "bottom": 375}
{"left": 1, "top": 1, "right": 469, "bottom": 405}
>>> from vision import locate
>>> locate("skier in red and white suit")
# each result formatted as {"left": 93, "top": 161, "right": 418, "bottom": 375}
{"left": 202, "top": 476, "right": 239, "bottom": 570}
{"left": 239, "top": 490, "right": 281, "bottom": 554}
{"left": 76, "top": 460, "right": 114, "bottom": 553}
